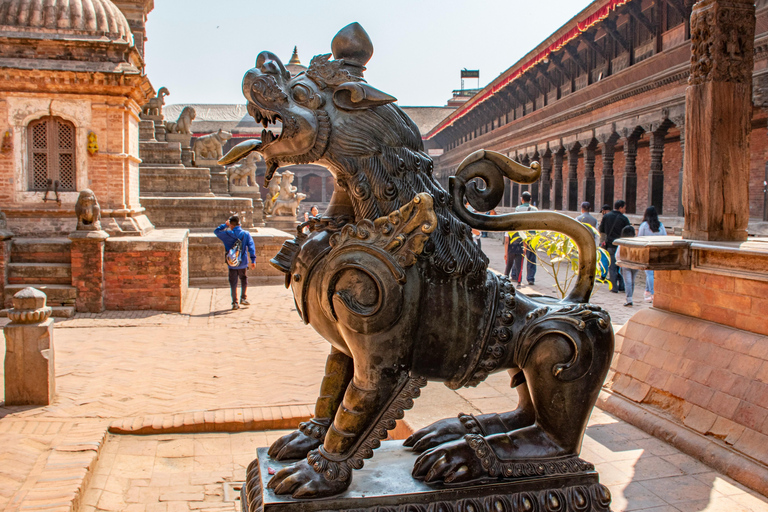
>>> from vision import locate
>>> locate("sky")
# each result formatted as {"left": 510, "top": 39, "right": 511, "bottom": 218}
{"left": 144, "top": 0, "right": 589, "bottom": 108}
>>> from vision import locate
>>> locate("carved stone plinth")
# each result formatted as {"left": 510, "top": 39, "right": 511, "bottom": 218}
{"left": 4, "top": 288, "right": 55, "bottom": 406}
{"left": 241, "top": 442, "right": 611, "bottom": 512}
{"left": 69, "top": 230, "right": 109, "bottom": 313}
{"left": 264, "top": 216, "right": 299, "bottom": 233}
{"left": 166, "top": 133, "right": 193, "bottom": 149}
{"left": 231, "top": 185, "right": 265, "bottom": 226}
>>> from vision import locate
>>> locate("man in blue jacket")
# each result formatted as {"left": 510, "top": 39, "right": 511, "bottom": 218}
{"left": 214, "top": 216, "right": 256, "bottom": 310}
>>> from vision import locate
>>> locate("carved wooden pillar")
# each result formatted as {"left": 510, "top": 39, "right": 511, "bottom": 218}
{"left": 553, "top": 147, "right": 564, "bottom": 211}
{"left": 321, "top": 175, "right": 328, "bottom": 203}
{"left": 531, "top": 153, "right": 540, "bottom": 206}
{"left": 567, "top": 144, "right": 580, "bottom": 211}
{"left": 600, "top": 136, "right": 616, "bottom": 209}
{"left": 622, "top": 133, "right": 639, "bottom": 214}
{"left": 540, "top": 151, "right": 552, "bottom": 210}
{"left": 677, "top": 122, "right": 685, "bottom": 217}
{"left": 582, "top": 142, "right": 596, "bottom": 210}
{"left": 683, "top": 0, "right": 754, "bottom": 241}
{"left": 649, "top": 127, "right": 668, "bottom": 214}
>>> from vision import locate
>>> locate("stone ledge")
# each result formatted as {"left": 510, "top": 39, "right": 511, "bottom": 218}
{"left": 108, "top": 404, "right": 313, "bottom": 435}
{"left": 597, "top": 388, "right": 768, "bottom": 497}
{"left": 105, "top": 228, "right": 189, "bottom": 252}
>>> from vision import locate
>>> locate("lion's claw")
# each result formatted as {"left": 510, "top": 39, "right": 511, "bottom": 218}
{"left": 412, "top": 438, "right": 485, "bottom": 484}
{"left": 404, "top": 417, "right": 467, "bottom": 453}
{"left": 267, "top": 460, "right": 350, "bottom": 499}
{"left": 267, "top": 430, "right": 322, "bottom": 461}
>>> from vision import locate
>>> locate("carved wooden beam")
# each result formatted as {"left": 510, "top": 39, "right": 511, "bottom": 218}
{"left": 527, "top": 77, "right": 547, "bottom": 98}
{"left": 627, "top": 3, "right": 656, "bottom": 36}
{"left": 582, "top": 31, "right": 609, "bottom": 63}
{"left": 602, "top": 20, "right": 630, "bottom": 53}
{"left": 515, "top": 84, "right": 536, "bottom": 105}
{"left": 564, "top": 44, "right": 589, "bottom": 75}
{"left": 536, "top": 65, "right": 559, "bottom": 90}
{"left": 667, "top": 0, "right": 686, "bottom": 18}
{"left": 550, "top": 54, "right": 574, "bottom": 82}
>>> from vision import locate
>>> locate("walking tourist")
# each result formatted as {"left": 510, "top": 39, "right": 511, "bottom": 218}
{"left": 214, "top": 216, "right": 256, "bottom": 310}
{"left": 576, "top": 201, "right": 597, "bottom": 228}
{"left": 599, "top": 200, "right": 630, "bottom": 293}
{"left": 638, "top": 206, "right": 667, "bottom": 302}
{"left": 505, "top": 192, "right": 537, "bottom": 287}
{"left": 616, "top": 224, "right": 638, "bottom": 306}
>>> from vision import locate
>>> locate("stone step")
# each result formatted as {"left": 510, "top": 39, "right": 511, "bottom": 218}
{"left": 11, "top": 238, "right": 71, "bottom": 263}
{"left": 141, "top": 196, "right": 255, "bottom": 229}
{"left": 0, "top": 306, "right": 75, "bottom": 319}
{"left": 140, "top": 166, "right": 213, "bottom": 196}
{"left": 7, "top": 263, "right": 72, "bottom": 285}
{"left": 4, "top": 284, "right": 77, "bottom": 306}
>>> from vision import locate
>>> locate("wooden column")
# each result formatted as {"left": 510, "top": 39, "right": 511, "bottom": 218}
{"left": 622, "top": 133, "right": 639, "bottom": 214}
{"left": 582, "top": 142, "right": 596, "bottom": 210}
{"left": 677, "top": 122, "right": 686, "bottom": 217}
{"left": 649, "top": 127, "right": 668, "bottom": 214}
{"left": 682, "top": 0, "right": 754, "bottom": 241}
{"left": 567, "top": 144, "right": 581, "bottom": 211}
{"left": 540, "top": 151, "right": 552, "bottom": 210}
{"left": 600, "top": 136, "right": 616, "bottom": 208}
{"left": 553, "top": 147, "right": 565, "bottom": 210}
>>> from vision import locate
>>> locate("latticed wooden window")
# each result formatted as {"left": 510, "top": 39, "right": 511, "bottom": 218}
{"left": 27, "top": 116, "right": 76, "bottom": 192}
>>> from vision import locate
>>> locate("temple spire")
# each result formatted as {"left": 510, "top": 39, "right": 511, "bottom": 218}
{"left": 288, "top": 46, "right": 301, "bottom": 66}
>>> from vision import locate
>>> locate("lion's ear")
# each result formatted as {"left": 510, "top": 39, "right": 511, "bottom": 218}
{"left": 333, "top": 83, "right": 396, "bottom": 111}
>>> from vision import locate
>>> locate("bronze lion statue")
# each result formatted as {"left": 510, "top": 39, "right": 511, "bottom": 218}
{"left": 222, "top": 23, "right": 613, "bottom": 506}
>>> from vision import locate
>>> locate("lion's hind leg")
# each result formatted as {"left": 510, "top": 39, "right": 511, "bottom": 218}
{"left": 413, "top": 306, "right": 613, "bottom": 484}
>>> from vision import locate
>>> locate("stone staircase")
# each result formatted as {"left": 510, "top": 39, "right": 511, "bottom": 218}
{"left": 3, "top": 238, "right": 76, "bottom": 318}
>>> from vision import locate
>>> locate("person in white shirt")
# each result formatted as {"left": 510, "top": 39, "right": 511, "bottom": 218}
{"left": 637, "top": 206, "right": 667, "bottom": 302}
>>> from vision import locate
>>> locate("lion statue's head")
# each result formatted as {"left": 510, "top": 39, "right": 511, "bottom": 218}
{"left": 75, "top": 189, "right": 101, "bottom": 231}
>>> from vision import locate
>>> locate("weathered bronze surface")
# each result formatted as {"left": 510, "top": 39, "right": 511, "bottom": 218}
{"left": 244, "top": 442, "right": 612, "bottom": 512}
{"left": 223, "top": 22, "right": 614, "bottom": 507}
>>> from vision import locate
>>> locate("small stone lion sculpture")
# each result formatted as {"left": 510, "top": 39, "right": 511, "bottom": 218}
{"left": 75, "top": 189, "right": 101, "bottom": 231}
{"left": 271, "top": 170, "right": 307, "bottom": 217}
{"left": 227, "top": 152, "right": 260, "bottom": 187}
{"left": 141, "top": 87, "right": 169, "bottom": 117}
{"left": 193, "top": 128, "right": 232, "bottom": 161}
{"left": 166, "top": 106, "right": 196, "bottom": 134}
{"left": 263, "top": 172, "right": 281, "bottom": 216}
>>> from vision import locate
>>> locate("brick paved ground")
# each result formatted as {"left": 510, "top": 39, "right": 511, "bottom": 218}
{"left": 1, "top": 260, "right": 766, "bottom": 511}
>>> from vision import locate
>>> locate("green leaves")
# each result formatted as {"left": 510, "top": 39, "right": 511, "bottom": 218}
{"left": 521, "top": 228, "right": 610, "bottom": 299}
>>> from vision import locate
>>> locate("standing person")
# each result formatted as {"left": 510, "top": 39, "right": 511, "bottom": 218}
{"left": 598, "top": 200, "right": 630, "bottom": 293}
{"left": 505, "top": 230, "right": 525, "bottom": 287}
{"left": 617, "top": 225, "right": 637, "bottom": 306}
{"left": 576, "top": 202, "right": 597, "bottom": 228}
{"left": 214, "top": 216, "right": 256, "bottom": 310}
{"left": 511, "top": 191, "right": 538, "bottom": 287}
{"left": 638, "top": 206, "right": 667, "bottom": 302}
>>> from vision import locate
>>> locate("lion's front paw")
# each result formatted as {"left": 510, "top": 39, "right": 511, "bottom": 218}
{"left": 267, "top": 429, "right": 322, "bottom": 461}
{"left": 411, "top": 437, "right": 487, "bottom": 484}
{"left": 267, "top": 459, "right": 350, "bottom": 499}
{"left": 403, "top": 417, "right": 467, "bottom": 453}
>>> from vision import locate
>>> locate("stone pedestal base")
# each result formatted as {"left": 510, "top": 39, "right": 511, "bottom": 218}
{"left": 241, "top": 442, "right": 610, "bottom": 512}
{"left": 265, "top": 216, "right": 299, "bottom": 233}
{"left": 101, "top": 213, "right": 155, "bottom": 237}
{"left": 166, "top": 133, "right": 192, "bottom": 148}
{"left": 4, "top": 319, "right": 55, "bottom": 405}
{"left": 69, "top": 230, "right": 109, "bottom": 313}
{"left": 231, "top": 186, "right": 265, "bottom": 226}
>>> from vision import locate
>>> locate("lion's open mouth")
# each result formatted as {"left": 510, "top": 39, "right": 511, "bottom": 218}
{"left": 248, "top": 103, "right": 282, "bottom": 148}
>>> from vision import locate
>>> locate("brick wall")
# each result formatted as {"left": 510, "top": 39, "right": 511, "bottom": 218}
{"left": 608, "top": 308, "right": 768, "bottom": 465}
{"left": 654, "top": 270, "right": 768, "bottom": 336}
{"left": 0, "top": 99, "right": 12, "bottom": 207}
{"left": 103, "top": 230, "right": 188, "bottom": 312}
